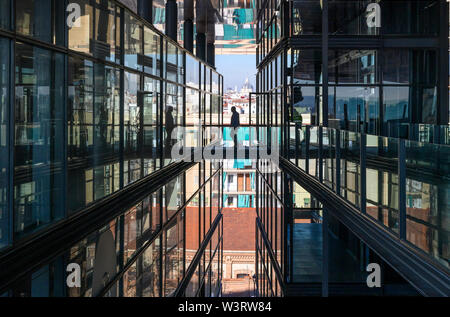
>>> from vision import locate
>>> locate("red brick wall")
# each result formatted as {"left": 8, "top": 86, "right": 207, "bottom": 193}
{"left": 222, "top": 208, "right": 257, "bottom": 251}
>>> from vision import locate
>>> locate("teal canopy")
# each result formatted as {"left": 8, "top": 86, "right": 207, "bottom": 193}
{"left": 238, "top": 195, "right": 250, "bottom": 208}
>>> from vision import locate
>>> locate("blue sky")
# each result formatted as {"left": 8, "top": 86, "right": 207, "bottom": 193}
{"left": 216, "top": 54, "right": 257, "bottom": 91}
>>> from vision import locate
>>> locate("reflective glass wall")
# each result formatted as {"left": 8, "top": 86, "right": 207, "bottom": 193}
{"left": 1, "top": 161, "right": 223, "bottom": 297}
{"left": 256, "top": 0, "right": 449, "bottom": 296}
{"left": 0, "top": 0, "right": 223, "bottom": 254}
{"left": 257, "top": 0, "right": 447, "bottom": 138}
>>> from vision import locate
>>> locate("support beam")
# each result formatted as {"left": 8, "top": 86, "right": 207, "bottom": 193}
{"left": 184, "top": 0, "right": 194, "bottom": 52}
{"left": 165, "top": 0, "right": 177, "bottom": 41}
{"left": 196, "top": 32, "right": 206, "bottom": 61}
{"left": 138, "top": 0, "right": 153, "bottom": 24}
{"left": 196, "top": 0, "right": 209, "bottom": 62}
{"left": 438, "top": 0, "right": 449, "bottom": 125}
{"left": 206, "top": 18, "right": 216, "bottom": 67}
{"left": 207, "top": 43, "right": 215, "bottom": 67}
{"left": 321, "top": 0, "right": 329, "bottom": 127}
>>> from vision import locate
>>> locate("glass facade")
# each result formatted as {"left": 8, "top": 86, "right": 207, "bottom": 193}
{"left": 255, "top": 0, "right": 449, "bottom": 297}
{"left": 0, "top": 0, "right": 223, "bottom": 298}
{"left": 0, "top": 37, "right": 9, "bottom": 249}
{"left": 0, "top": 0, "right": 448, "bottom": 299}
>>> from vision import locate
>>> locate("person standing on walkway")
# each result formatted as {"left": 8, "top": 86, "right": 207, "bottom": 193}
{"left": 230, "top": 106, "right": 240, "bottom": 149}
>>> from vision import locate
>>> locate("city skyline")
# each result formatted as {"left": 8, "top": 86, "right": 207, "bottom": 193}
{"left": 216, "top": 54, "right": 256, "bottom": 91}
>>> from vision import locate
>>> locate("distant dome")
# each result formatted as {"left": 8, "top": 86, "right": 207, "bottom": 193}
{"left": 241, "top": 78, "right": 254, "bottom": 92}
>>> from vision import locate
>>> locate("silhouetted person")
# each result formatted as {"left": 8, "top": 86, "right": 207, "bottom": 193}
{"left": 230, "top": 106, "right": 240, "bottom": 149}
{"left": 165, "top": 106, "right": 175, "bottom": 157}
{"left": 344, "top": 103, "right": 349, "bottom": 130}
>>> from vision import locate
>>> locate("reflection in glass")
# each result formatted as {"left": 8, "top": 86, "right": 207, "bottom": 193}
{"left": 329, "top": 0, "right": 380, "bottom": 36}
{"left": 68, "top": 0, "right": 94, "bottom": 54}
{"left": 140, "top": 240, "right": 160, "bottom": 296}
{"left": 383, "top": 86, "right": 410, "bottom": 126}
{"left": 292, "top": 0, "right": 322, "bottom": 35}
{"left": 186, "top": 55, "right": 199, "bottom": 89}
{"left": 381, "top": 0, "right": 439, "bottom": 35}
{"left": 14, "top": 42, "right": 64, "bottom": 238}
{"left": 124, "top": 71, "right": 141, "bottom": 153}
{"left": 94, "top": 0, "right": 117, "bottom": 62}
{"left": 331, "top": 86, "right": 379, "bottom": 134}
{"left": 292, "top": 50, "right": 322, "bottom": 85}
{"left": 165, "top": 176, "right": 183, "bottom": 221}
{"left": 0, "top": 0, "right": 10, "bottom": 29}
{"left": 166, "top": 42, "right": 178, "bottom": 82}
{"left": 164, "top": 219, "right": 181, "bottom": 296}
{"left": 405, "top": 141, "right": 450, "bottom": 268}
{"left": 124, "top": 12, "right": 142, "bottom": 70}
{"left": 329, "top": 50, "right": 378, "bottom": 84}
{"left": 144, "top": 26, "right": 160, "bottom": 76}
{"left": 0, "top": 37, "right": 9, "bottom": 249}
{"left": 16, "top": 0, "right": 64, "bottom": 44}
{"left": 68, "top": 58, "right": 121, "bottom": 212}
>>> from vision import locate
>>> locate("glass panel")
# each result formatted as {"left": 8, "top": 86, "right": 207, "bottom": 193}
{"left": 94, "top": 0, "right": 117, "bottom": 62}
{"left": 329, "top": 0, "right": 380, "bottom": 35}
{"left": 405, "top": 140, "right": 449, "bottom": 268}
{"left": 165, "top": 175, "right": 183, "bottom": 221}
{"left": 124, "top": 71, "right": 141, "bottom": 154}
{"left": 143, "top": 26, "right": 160, "bottom": 76}
{"left": 0, "top": 37, "right": 9, "bottom": 249}
{"left": 164, "top": 220, "right": 180, "bottom": 296}
{"left": 141, "top": 239, "right": 160, "bottom": 296}
{"left": 383, "top": 49, "right": 438, "bottom": 85}
{"left": 68, "top": 0, "right": 94, "bottom": 54}
{"left": 0, "top": 0, "right": 10, "bottom": 29}
{"left": 292, "top": 86, "right": 321, "bottom": 126}
{"left": 166, "top": 42, "right": 178, "bottom": 82}
{"left": 14, "top": 42, "right": 65, "bottom": 238}
{"left": 381, "top": 0, "right": 439, "bottom": 35}
{"left": 365, "top": 134, "right": 399, "bottom": 232}
{"left": 68, "top": 57, "right": 94, "bottom": 162}
{"left": 340, "top": 130, "right": 361, "bottom": 208}
{"left": 94, "top": 64, "right": 121, "bottom": 155}
{"left": 67, "top": 59, "right": 121, "bottom": 213}
{"left": 164, "top": 83, "right": 182, "bottom": 162}
{"left": 143, "top": 77, "right": 160, "bottom": 171}
{"left": 292, "top": 49, "right": 322, "bottom": 85}
{"left": 122, "top": 262, "right": 137, "bottom": 297}
{"left": 68, "top": 57, "right": 93, "bottom": 212}
{"left": 124, "top": 12, "right": 142, "bottom": 70}
{"left": 186, "top": 55, "right": 199, "bottom": 89}
{"left": 16, "top": 0, "right": 64, "bottom": 44}
{"left": 124, "top": 203, "right": 141, "bottom": 263}
{"left": 292, "top": 0, "right": 322, "bottom": 35}
{"left": 186, "top": 88, "right": 199, "bottom": 125}
{"left": 329, "top": 50, "right": 378, "bottom": 84}
{"left": 186, "top": 194, "right": 200, "bottom": 272}
{"left": 332, "top": 86, "right": 379, "bottom": 133}
{"left": 383, "top": 86, "right": 410, "bottom": 136}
